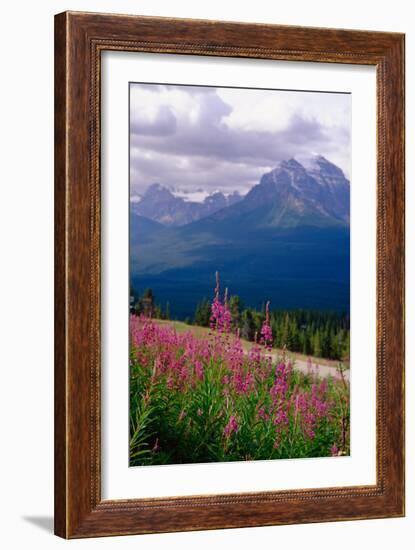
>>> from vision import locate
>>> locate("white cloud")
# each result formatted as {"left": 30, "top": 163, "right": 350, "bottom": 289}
{"left": 218, "top": 87, "right": 350, "bottom": 132}
{"left": 130, "top": 84, "right": 202, "bottom": 129}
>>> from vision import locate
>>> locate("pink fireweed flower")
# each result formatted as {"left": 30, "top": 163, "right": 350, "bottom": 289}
{"left": 314, "top": 399, "right": 329, "bottom": 418}
{"left": 274, "top": 409, "right": 289, "bottom": 438}
{"left": 304, "top": 410, "right": 315, "bottom": 428}
{"left": 274, "top": 408, "right": 289, "bottom": 426}
{"left": 214, "top": 270, "right": 220, "bottom": 297}
{"left": 222, "top": 374, "right": 230, "bottom": 385}
{"left": 270, "top": 362, "right": 289, "bottom": 403}
{"left": 306, "top": 428, "right": 315, "bottom": 440}
{"left": 265, "top": 355, "right": 273, "bottom": 377}
{"left": 194, "top": 360, "right": 204, "bottom": 380}
{"left": 209, "top": 273, "right": 233, "bottom": 334}
{"left": 210, "top": 271, "right": 224, "bottom": 331}
{"left": 331, "top": 444, "right": 339, "bottom": 456}
{"left": 179, "top": 365, "right": 189, "bottom": 381}
{"left": 232, "top": 369, "right": 254, "bottom": 394}
{"left": 210, "top": 292, "right": 223, "bottom": 331}
{"left": 223, "top": 415, "right": 238, "bottom": 437}
{"left": 319, "top": 379, "right": 328, "bottom": 394}
{"left": 270, "top": 378, "right": 288, "bottom": 403}
{"left": 228, "top": 337, "right": 244, "bottom": 372}
{"left": 260, "top": 301, "right": 273, "bottom": 348}
{"left": 197, "top": 408, "right": 203, "bottom": 417}
{"left": 257, "top": 407, "right": 269, "bottom": 421}
{"left": 248, "top": 340, "right": 262, "bottom": 373}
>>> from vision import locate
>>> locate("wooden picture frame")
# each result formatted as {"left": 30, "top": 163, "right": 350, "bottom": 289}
{"left": 54, "top": 11, "right": 405, "bottom": 538}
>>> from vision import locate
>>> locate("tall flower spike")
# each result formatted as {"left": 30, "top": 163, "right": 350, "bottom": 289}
{"left": 210, "top": 271, "right": 225, "bottom": 332}
{"left": 215, "top": 271, "right": 220, "bottom": 301}
{"left": 260, "top": 301, "right": 273, "bottom": 348}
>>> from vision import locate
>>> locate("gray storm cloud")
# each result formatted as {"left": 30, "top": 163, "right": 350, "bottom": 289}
{"left": 130, "top": 105, "right": 177, "bottom": 136}
{"left": 130, "top": 83, "right": 350, "bottom": 195}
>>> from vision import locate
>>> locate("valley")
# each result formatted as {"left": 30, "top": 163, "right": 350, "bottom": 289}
{"left": 130, "top": 156, "right": 350, "bottom": 319}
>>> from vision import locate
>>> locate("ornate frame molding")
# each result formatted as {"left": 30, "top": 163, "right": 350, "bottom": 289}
{"left": 55, "top": 11, "right": 405, "bottom": 538}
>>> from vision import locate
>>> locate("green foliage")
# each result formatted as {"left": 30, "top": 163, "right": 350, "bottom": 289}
{"left": 129, "top": 349, "right": 349, "bottom": 466}
{"left": 240, "top": 309, "right": 256, "bottom": 341}
{"left": 194, "top": 298, "right": 211, "bottom": 327}
{"left": 132, "top": 288, "right": 173, "bottom": 321}
{"left": 192, "top": 298, "right": 350, "bottom": 360}
{"left": 229, "top": 295, "right": 243, "bottom": 328}
{"left": 142, "top": 287, "right": 154, "bottom": 300}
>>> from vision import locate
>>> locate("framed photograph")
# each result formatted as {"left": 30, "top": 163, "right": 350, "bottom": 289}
{"left": 54, "top": 11, "right": 405, "bottom": 538}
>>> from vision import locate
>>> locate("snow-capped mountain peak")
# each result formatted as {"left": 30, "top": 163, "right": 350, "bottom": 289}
{"left": 131, "top": 156, "right": 349, "bottom": 228}
{"left": 130, "top": 184, "right": 243, "bottom": 226}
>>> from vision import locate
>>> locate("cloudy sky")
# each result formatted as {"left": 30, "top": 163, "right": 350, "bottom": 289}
{"left": 130, "top": 83, "right": 351, "bottom": 197}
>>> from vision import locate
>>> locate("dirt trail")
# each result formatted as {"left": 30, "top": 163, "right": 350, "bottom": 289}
{"left": 280, "top": 355, "right": 349, "bottom": 381}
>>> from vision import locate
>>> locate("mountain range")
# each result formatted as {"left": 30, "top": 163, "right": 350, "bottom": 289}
{"left": 130, "top": 156, "right": 350, "bottom": 318}
{"left": 131, "top": 184, "right": 243, "bottom": 226}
